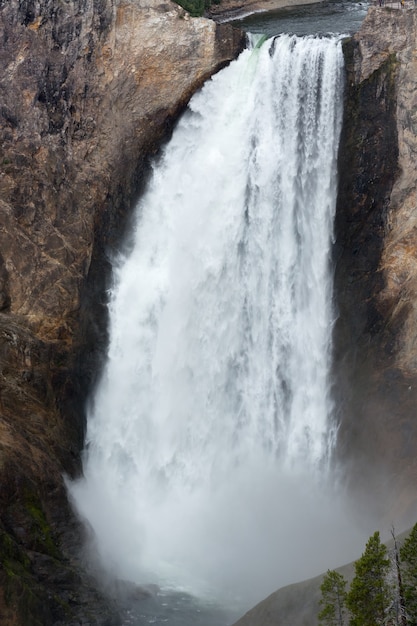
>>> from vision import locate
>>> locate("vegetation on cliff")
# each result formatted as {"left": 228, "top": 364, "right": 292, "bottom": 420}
{"left": 174, "top": 0, "right": 221, "bottom": 17}
{"left": 319, "top": 526, "right": 417, "bottom": 626}
{"left": 400, "top": 526, "right": 417, "bottom": 624}
{"left": 318, "top": 570, "right": 348, "bottom": 626}
{"left": 346, "top": 531, "right": 390, "bottom": 626}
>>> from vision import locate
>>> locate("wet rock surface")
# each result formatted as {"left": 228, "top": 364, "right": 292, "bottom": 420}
{"left": 334, "top": 8, "right": 417, "bottom": 522}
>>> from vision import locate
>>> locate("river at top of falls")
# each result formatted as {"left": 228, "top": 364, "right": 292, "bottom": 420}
{"left": 227, "top": 0, "right": 369, "bottom": 37}
{"left": 69, "top": 32, "right": 371, "bottom": 626}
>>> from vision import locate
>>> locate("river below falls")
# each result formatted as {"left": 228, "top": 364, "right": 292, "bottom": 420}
{"left": 121, "top": 589, "right": 241, "bottom": 626}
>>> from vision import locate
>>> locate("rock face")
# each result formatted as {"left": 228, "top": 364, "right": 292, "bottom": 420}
{"left": 0, "top": 1, "right": 244, "bottom": 623}
{"left": 3, "top": 1, "right": 417, "bottom": 624}
{"left": 334, "top": 7, "right": 417, "bottom": 523}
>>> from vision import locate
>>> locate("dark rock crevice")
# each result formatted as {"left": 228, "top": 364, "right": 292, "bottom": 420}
{"left": 333, "top": 10, "right": 417, "bottom": 523}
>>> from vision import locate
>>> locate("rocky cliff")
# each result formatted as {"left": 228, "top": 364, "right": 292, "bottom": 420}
{"left": 334, "top": 6, "right": 417, "bottom": 523}
{"left": 0, "top": 1, "right": 244, "bottom": 623}
{"left": 3, "top": 1, "right": 417, "bottom": 624}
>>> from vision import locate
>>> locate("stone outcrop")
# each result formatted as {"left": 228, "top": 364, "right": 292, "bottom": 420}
{"left": 232, "top": 573, "right": 325, "bottom": 626}
{"left": 334, "top": 7, "right": 417, "bottom": 523}
{"left": 0, "top": 1, "right": 244, "bottom": 623}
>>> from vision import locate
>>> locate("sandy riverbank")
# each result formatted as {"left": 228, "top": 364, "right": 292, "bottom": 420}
{"left": 207, "top": 0, "right": 322, "bottom": 21}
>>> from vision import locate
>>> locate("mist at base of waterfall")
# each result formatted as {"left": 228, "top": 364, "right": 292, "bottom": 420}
{"left": 72, "top": 464, "right": 370, "bottom": 615}
{"left": 120, "top": 588, "right": 239, "bottom": 626}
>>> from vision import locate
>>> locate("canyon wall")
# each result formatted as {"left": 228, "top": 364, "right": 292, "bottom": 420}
{"left": 334, "top": 6, "right": 417, "bottom": 523}
{"left": 0, "top": 1, "right": 244, "bottom": 623}
{"left": 3, "top": 1, "right": 417, "bottom": 624}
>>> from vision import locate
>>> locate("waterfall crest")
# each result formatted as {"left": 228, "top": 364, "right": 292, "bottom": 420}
{"left": 70, "top": 35, "right": 355, "bottom": 607}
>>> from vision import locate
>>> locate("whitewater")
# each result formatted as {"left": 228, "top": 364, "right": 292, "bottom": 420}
{"left": 69, "top": 34, "right": 367, "bottom": 613}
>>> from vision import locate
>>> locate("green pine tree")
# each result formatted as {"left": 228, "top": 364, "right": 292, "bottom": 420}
{"left": 400, "top": 523, "right": 417, "bottom": 625}
{"left": 319, "top": 569, "right": 348, "bottom": 626}
{"left": 346, "top": 531, "right": 391, "bottom": 626}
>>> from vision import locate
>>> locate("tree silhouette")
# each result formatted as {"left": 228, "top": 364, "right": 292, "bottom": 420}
{"left": 346, "top": 531, "right": 391, "bottom": 626}
{"left": 400, "top": 523, "right": 417, "bottom": 625}
{"left": 319, "top": 569, "right": 348, "bottom": 626}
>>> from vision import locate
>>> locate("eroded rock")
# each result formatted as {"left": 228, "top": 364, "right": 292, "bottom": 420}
{"left": 334, "top": 7, "right": 417, "bottom": 522}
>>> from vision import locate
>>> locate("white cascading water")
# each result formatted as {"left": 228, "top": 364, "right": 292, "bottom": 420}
{"left": 70, "top": 35, "right": 362, "bottom": 610}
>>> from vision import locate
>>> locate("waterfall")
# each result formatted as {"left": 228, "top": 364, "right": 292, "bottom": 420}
{"left": 70, "top": 35, "right": 356, "bottom": 609}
